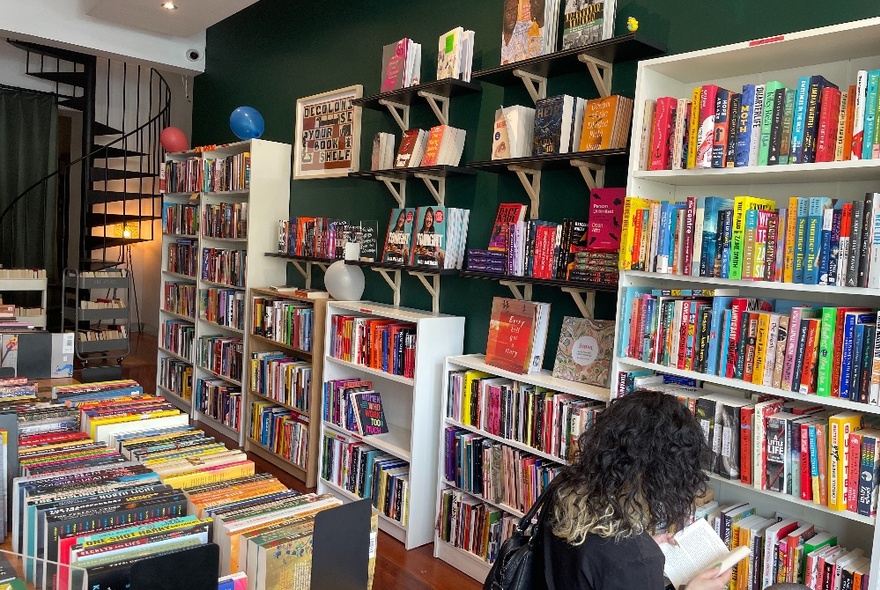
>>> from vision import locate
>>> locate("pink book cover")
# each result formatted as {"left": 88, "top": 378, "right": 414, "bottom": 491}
{"left": 649, "top": 97, "right": 677, "bottom": 170}
{"left": 380, "top": 39, "right": 408, "bottom": 93}
{"left": 586, "top": 188, "right": 625, "bottom": 253}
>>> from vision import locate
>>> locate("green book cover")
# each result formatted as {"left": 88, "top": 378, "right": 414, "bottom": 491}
{"left": 779, "top": 89, "right": 797, "bottom": 165}
{"left": 816, "top": 307, "right": 838, "bottom": 397}
{"left": 759, "top": 81, "right": 785, "bottom": 166}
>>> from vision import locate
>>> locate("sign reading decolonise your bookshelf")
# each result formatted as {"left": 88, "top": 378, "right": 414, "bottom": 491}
{"left": 294, "top": 84, "right": 363, "bottom": 179}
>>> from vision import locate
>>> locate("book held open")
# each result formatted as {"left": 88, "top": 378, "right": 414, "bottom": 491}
{"left": 659, "top": 518, "right": 750, "bottom": 588}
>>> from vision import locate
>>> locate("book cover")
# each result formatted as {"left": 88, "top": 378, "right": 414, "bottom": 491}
{"left": 561, "top": 0, "right": 614, "bottom": 49}
{"left": 381, "top": 208, "right": 415, "bottom": 264}
{"left": 488, "top": 203, "right": 527, "bottom": 253}
{"left": 492, "top": 108, "right": 512, "bottom": 160}
{"left": 410, "top": 206, "right": 448, "bottom": 268}
{"left": 696, "top": 85, "right": 721, "bottom": 168}
{"left": 380, "top": 39, "right": 408, "bottom": 93}
{"left": 533, "top": 96, "right": 565, "bottom": 156}
{"left": 501, "top": 0, "right": 548, "bottom": 65}
{"left": 581, "top": 95, "right": 629, "bottom": 152}
{"left": 758, "top": 81, "right": 784, "bottom": 166}
{"left": 352, "top": 391, "right": 389, "bottom": 436}
{"left": 485, "top": 297, "right": 549, "bottom": 375}
{"left": 710, "top": 88, "right": 730, "bottom": 168}
{"left": 586, "top": 188, "right": 625, "bottom": 253}
{"left": 551, "top": 316, "right": 615, "bottom": 387}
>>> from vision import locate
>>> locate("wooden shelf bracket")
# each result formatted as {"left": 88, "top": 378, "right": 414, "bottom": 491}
{"left": 376, "top": 175, "right": 406, "bottom": 207}
{"left": 570, "top": 160, "right": 605, "bottom": 190}
{"left": 509, "top": 166, "right": 541, "bottom": 219}
{"left": 410, "top": 271, "right": 441, "bottom": 314}
{"left": 499, "top": 280, "right": 533, "bottom": 301}
{"left": 418, "top": 90, "right": 450, "bottom": 125}
{"left": 289, "top": 260, "right": 329, "bottom": 290}
{"left": 561, "top": 287, "right": 595, "bottom": 318}
{"left": 373, "top": 267, "right": 402, "bottom": 307}
{"left": 413, "top": 173, "right": 446, "bottom": 206}
{"left": 512, "top": 69, "right": 547, "bottom": 103}
{"left": 577, "top": 53, "right": 613, "bottom": 98}
{"left": 378, "top": 99, "right": 410, "bottom": 131}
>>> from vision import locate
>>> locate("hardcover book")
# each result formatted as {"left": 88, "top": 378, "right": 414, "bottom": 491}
{"left": 561, "top": 0, "right": 615, "bottom": 50}
{"left": 410, "top": 206, "right": 447, "bottom": 268}
{"left": 585, "top": 188, "right": 625, "bottom": 253}
{"left": 551, "top": 316, "right": 614, "bottom": 386}
{"left": 488, "top": 203, "right": 528, "bottom": 252}
{"left": 533, "top": 96, "right": 566, "bottom": 155}
{"left": 485, "top": 297, "right": 551, "bottom": 374}
{"left": 352, "top": 391, "right": 389, "bottom": 436}
{"left": 380, "top": 39, "right": 409, "bottom": 92}
{"left": 382, "top": 208, "right": 415, "bottom": 264}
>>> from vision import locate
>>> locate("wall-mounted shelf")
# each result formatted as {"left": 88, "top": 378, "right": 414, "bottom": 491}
{"left": 264, "top": 252, "right": 337, "bottom": 289}
{"left": 352, "top": 78, "right": 482, "bottom": 130}
{"left": 349, "top": 165, "right": 475, "bottom": 207}
{"left": 473, "top": 32, "right": 665, "bottom": 102}
{"left": 345, "top": 260, "right": 456, "bottom": 314}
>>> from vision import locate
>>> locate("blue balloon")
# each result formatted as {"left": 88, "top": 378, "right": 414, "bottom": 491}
{"left": 229, "top": 106, "right": 265, "bottom": 140}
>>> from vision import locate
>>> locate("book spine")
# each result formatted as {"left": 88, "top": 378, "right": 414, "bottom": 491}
{"left": 726, "top": 93, "right": 740, "bottom": 168}
{"left": 735, "top": 85, "right": 755, "bottom": 167}
{"left": 801, "top": 423, "right": 813, "bottom": 501}
{"left": 847, "top": 431, "right": 861, "bottom": 512}
{"left": 857, "top": 435, "right": 877, "bottom": 516}
{"left": 834, "top": 90, "right": 849, "bottom": 161}
{"left": 862, "top": 71, "right": 880, "bottom": 160}
{"left": 816, "top": 307, "right": 837, "bottom": 397}
{"left": 683, "top": 196, "right": 696, "bottom": 276}
{"left": 711, "top": 90, "right": 730, "bottom": 168}
{"left": 802, "top": 76, "right": 827, "bottom": 164}
{"left": 790, "top": 76, "right": 810, "bottom": 163}
{"left": 767, "top": 87, "right": 786, "bottom": 165}
{"left": 847, "top": 201, "right": 864, "bottom": 287}
{"left": 759, "top": 82, "right": 781, "bottom": 166}
{"left": 740, "top": 406, "right": 754, "bottom": 486}
{"left": 828, "top": 208, "right": 842, "bottom": 286}
{"left": 858, "top": 195, "right": 873, "bottom": 288}
{"left": 852, "top": 70, "right": 868, "bottom": 159}
{"left": 749, "top": 84, "right": 766, "bottom": 166}
{"left": 779, "top": 87, "right": 796, "bottom": 165}
{"left": 697, "top": 85, "right": 719, "bottom": 168}
{"left": 687, "top": 87, "right": 702, "bottom": 169}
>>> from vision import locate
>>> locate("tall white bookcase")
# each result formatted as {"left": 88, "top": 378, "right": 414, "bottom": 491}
{"left": 157, "top": 139, "right": 291, "bottom": 446}
{"left": 613, "top": 17, "right": 880, "bottom": 589}
{"left": 317, "top": 300, "right": 464, "bottom": 549}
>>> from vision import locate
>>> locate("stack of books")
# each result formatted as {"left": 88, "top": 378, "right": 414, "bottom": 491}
{"left": 492, "top": 105, "right": 536, "bottom": 160}
{"left": 380, "top": 38, "right": 421, "bottom": 92}
{"left": 371, "top": 132, "right": 396, "bottom": 170}
{"left": 381, "top": 206, "right": 470, "bottom": 270}
{"left": 530, "top": 94, "right": 633, "bottom": 156}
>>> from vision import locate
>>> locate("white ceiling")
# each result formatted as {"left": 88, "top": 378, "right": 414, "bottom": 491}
{"left": 86, "top": 0, "right": 260, "bottom": 38}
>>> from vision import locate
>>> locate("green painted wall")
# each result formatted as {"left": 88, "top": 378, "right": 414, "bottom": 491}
{"left": 193, "top": 0, "right": 880, "bottom": 361}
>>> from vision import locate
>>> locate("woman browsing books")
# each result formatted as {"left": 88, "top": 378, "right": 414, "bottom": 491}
{"left": 541, "top": 391, "right": 732, "bottom": 590}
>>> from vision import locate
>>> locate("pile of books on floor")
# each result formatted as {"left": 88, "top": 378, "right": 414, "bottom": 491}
{"left": 0, "top": 379, "right": 377, "bottom": 590}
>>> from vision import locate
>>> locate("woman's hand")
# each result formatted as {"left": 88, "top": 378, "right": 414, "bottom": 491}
{"left": 683, "top": 567, "right": 732, "bottom": 590}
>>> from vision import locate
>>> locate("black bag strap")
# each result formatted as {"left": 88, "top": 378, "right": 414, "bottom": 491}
{"left": 515, "top": 480, "right": 556, "bottom": 534}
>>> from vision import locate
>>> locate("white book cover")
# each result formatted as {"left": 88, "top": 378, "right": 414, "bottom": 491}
{"left": 672, "top": 98, "right": 689, "bottom": 170}
{"left": 853, "top": 70, "right": 869, "bottom": 159}
{"left": 639, "top": 99, "right": 656, "bottom": 171}
{"left": 691, "top": 196, "right": 706, "bottom": 276}
{"left": 659, "top": 518, "right": 750, "bottom": 588}
{"left": 748, "top": 84, "right": 766, "bottom": 167}
{"left": 437, "top": 27, "right": 464, "bottom": 80}
{"left": 868, "top": 192, "right": 880, "bottom": 288}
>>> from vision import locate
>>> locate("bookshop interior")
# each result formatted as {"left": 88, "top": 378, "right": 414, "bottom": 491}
{"left": 2, "top": 0, "right": 880, "bottom": 589}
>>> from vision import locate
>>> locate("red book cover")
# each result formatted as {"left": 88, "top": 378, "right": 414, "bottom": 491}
{"left": 726, "top": 298, "right": 751, "bottom": 379}
{"left": 631, "top": 210, "right": 644, "bottom": 270}
{"left": 394, "top": 129, "right": 421, "bottom": 168}
{"left": 842, "top": 84, "right": 856, "bottom": 162}
{"left": 815, "top": 86, "right": 842, "bottom": 163}
{"left": 537, "top": 224, "right": 556, "bottom": 279}
{"left": 801, "top": 422, "right": 813, "bottom": 501}
{"left": 696, "top": 84, "right": 721, "bottom": 168}
{"left": 677, "top": 301, "right": 689, "bottom": 370}
{"left": 485, "top": 297, "right": 538, "bottom": 374}
{"left": 586, "top": 188, "right": 626, "bottom": 253}
{"left": 740, "top": 405, "right": 754, "bottom": 485}
{"left": 799, "top": 318, "right": 821, "bottom": 394}
{"left": 650, "top": 96, "right": 677, "bottom": 170}
{"left": 682, "top": 196, "right": 697, "bottom": 276}
{"left": 847, "top": 431, "right": 862, "bottom": 512}
{"left": 628, "top": 298, "right": 644, "bottom": 359}
{"left": 742, "top": 314, "right": 759, "bottom": 383}
{"left": 488, "top": 203, "right": 528, "bottom": 252}
{"left": 420, "top": 126, "right": 446, "bottom": 167}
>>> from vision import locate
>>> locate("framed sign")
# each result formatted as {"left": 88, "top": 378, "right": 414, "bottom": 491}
{"left": 294, "top": 84, "right": 363, "bottom": 179}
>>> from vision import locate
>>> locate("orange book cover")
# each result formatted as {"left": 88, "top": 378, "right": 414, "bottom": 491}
{"left": 420, "top": 126, "right": 446, "bottom": 166}
{"left": 579, "top": 95, "right": 621, "bottom": 152}
{"left": 485, "top": 297, "right": 538, "bottom": 374}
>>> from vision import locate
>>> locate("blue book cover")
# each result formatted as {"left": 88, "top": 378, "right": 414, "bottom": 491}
{"left": 793, "top": 197, "right": 810, "bottom": 283}
{"left": 718, "top": 308, "right": 733, "bottom": 376}
{"left": 840, "top": 312, "right": 876, "bottom": 399}
{"left": 641, "top": 297, "right": 657, "bottom": 362}
{"left": 700, "top": 197, "right": 735, "bottom": 277}
{"left": 735, "top": 84, "right": 756, "bottom": 167}
{"left": 532, "top": 95, "right": 566, "bottom": 156}
{"left": 828, "top": 207, "right": 842, "bottom": 286}
{"left": 707, "top": 296, "right": 735, "bottom": 376}
{"left": 862, "top": 70, "right": 880, "bottom": 160}
{"left": 719, "top": 209, "right": 734, "bottom": 278}
{"left": 852, "top": 323, "right": 866, "bottom": 397}
{"left": 657, "top": 201, "right": 672, "bottom": 270}
{"left": 619, "top": 287, "right": 651, "bottom": 357}
{"left": 818, "top": 208, "right": 834, "bottom": 285}
{"left": 789, "top": 76, "right": 811, "bottom": 163}
{"left": 804, "top": 197, "right": 832, "bottom": 284}
{"left": 802, "top": 75, "right": 838, "bottom": 163}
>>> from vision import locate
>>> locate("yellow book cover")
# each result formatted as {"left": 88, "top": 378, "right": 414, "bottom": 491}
{"left": 87, "top": 408, "right": 181, "bottom": 439}
{"left": 686, "top": 87, "right": 702, "bottom": 169}
{"left": 828, "top": 411, "right": 862, "bottom": 510}
{"left": 620, "top": 197, "right": 654, "bottom": 270}
{"left": 462, "top": 370, "right": 491, "bottom": 425}
{"left": 734, "top": 524, "right": 752, "bottom": 590}
{"left": 783, "top": 196, "right": 799, "bottom": 282}
{"left": 165, "top": 461, "right": 255, "bottom": 489}
{"left": 579, "top": 95, "right": 621, "bottom": 151}
{"left": 730, "top": 196, "right": 775, "bottom": 280}
{"left": 752, "top": 312, "right": 771, "bottom": 385}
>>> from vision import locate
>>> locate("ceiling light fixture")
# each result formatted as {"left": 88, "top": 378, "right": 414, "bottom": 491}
{"left": 161, "top": 2, "right": 177, "bottom": 10}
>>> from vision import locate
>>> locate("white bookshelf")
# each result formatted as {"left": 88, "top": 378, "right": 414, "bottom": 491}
{"left": 432, "top": 353, "right": 610, "bottom": 581}
{"left": 0, "top": 277, "right": 48, "bottom": 329}
{"left": 317, "top": 300, "right": 464, "bottom": 550}
{"left": 616, "top": 17, "right": 880, "bottom": 589}
{"left": 157, "top": 139, "right": 292, "bottom": 445}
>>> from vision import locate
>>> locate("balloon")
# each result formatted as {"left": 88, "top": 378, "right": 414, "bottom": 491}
{"left": 159, "top": 127, "right": 189, "bottom": 152}
{"left": 323, "top": 261, "right": 365, "bottom": 301}
{"left": 229, "top": 106, "right": 265, "bottom": 140}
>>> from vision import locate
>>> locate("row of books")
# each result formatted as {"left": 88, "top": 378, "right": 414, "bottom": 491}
{"left": 619, "top": 193, "right": 880, "bottom": 289}
{"left": 621, "top": 288, "right": 880, "bottom": 403}
{"left": 203, "top": 201, "right": 248, "bottom": 240}
{"left": 159, "top": 357, "right": 193, "bottom": 400}
{"left": 320, "top": 433, "right": 409, "bottom": 524}
{"left": 248, "top": 401, "right": 310, "bottom": 470}
{"left": 161, "top": 202, "right": 198, "bottom": 236}
{"left": 446, "top": 369, "right": 603, "bottom": 461}
{"left": 160, "top": 319, "right": 194, "bottom": 360}
{"left": 251, "top": 296, "right": 314, "bottom": 352}
{"left": 166, "top": 239, "right": 197, "bottom": 278}
{"left": 276, "top": 217, "right": 347, "bottom": 260}
{"left": 194, "top": 378, "right": 242, "bottom": 429}
{"left": 443, "top": 426, "right": 561, "bottom": 514}
{"left": 79, "top": 269, "right": 127, "bottom": 278}
{"left": 199, "top": 287, "right": 245, "bottom": 331}
{"left": 436, "top": 488, "right": 518, "bottom": 566}
{"left": 201, "top": 247, "right": 246, "bottom": 289}
{"left": 202, "top": 152, "right": 250, "bottom": 193}
{"left": 329, "top": 314, "right": 417, "bottom": 379}
{"left": 249, "top": 351, "right": 312, "bottom": 412}
{"left": 162, "top": 281, "right": 196, "bottom": 319}
{"left": 79, "top": 298, "right": 124, "bottom": 309}
{"left": 643, "top": 71, "right": 880, "bottom": 172}
{"left": 380, "top": 37, "right": 421, "bottom": 92}
{"left": 322, "top": 379, "right": 390, "bottom": 437}
{"left": 381, "top": 206, "right": 471, "bottom": 270}
{"left": 77, "top": 326, "right": 127, "bottom": 342}
{"left": 196, "top": 334, "right": 243, "bottom": 383}
{"left": 161, "top": 157, "right": 201, "bottom": 194}
{"left": 0, "top": 268, "right": 45, "bottom": 279}
{"left": 374, "top": 125, "right": 468, "bottom": 170}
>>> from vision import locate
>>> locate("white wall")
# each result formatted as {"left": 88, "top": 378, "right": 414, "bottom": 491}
{"left": 0, "top": 0, "right": 205, "bottom": 74}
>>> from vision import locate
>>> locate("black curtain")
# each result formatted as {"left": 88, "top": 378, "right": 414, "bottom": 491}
{"left": 0, "top": 87, "right": 59, "bottom": 282}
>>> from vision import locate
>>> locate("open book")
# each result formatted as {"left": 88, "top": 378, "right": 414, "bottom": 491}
{"left": 658, "top": 518, "right": 751, "bottom": 588}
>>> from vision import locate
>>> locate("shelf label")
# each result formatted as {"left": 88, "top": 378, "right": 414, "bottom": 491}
{"left": 749, "top": 35, "right": 785, "bottom": 47}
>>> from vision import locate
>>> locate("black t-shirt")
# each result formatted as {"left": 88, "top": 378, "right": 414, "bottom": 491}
{"left": 542, "top": 522, "right": 667, "bottom": 590}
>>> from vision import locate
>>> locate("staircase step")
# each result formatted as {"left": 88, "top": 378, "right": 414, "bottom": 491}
{"left": 30, "top": 71, "right": 88, "bottom": 87}
{"left": 7, "top": 40, "right": 94, "bottom": 64}
{"left": 92, "top": 146, "right": 148, "bottom": 158}
{"left": 90, "top": 167, "right": 155, "bottom": 181}
{"left": 84, "top": 236, "right": 150, "bottom": 251}
{"left": 86, "top": 213, "right": 161, "bottom": 228}
{"left": 92, "top": 121, "right": 123, "bottom": 136}
{"left": 59, "top": 95, "right": 86, "bottom": 111}
{"left": 87, "top": 189, "right": 156, "bottom": 204}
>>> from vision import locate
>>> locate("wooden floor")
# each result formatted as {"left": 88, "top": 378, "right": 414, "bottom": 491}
{"left": 102, "top": 331, "right": 484, "bottom": 590}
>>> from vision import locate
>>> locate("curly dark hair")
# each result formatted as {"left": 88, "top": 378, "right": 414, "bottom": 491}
{"left": 549, "top": 390, "right": 709, "bottom": 544}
